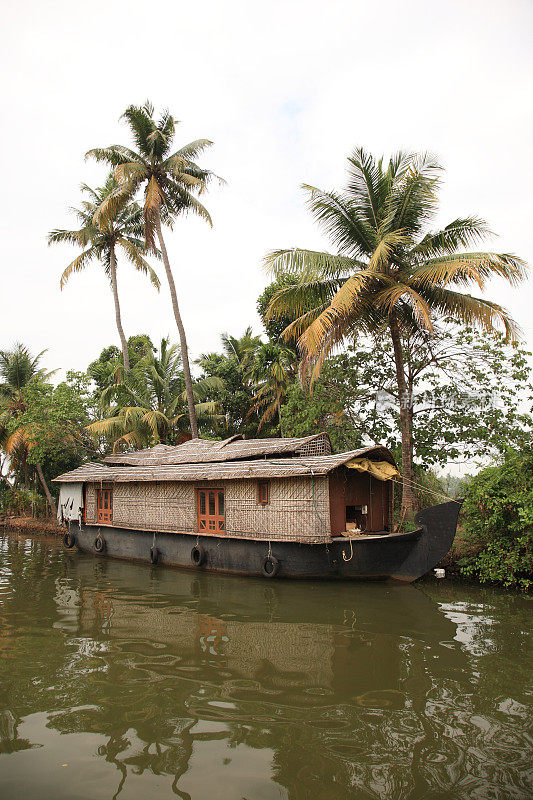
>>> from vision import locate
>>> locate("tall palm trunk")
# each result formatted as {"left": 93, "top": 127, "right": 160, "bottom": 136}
{"left": 388, "top": 313, "right": 418, "bottom": 517}
{"left": 35, "top": 461, "right": 57, "bottom": 517}
{"left": 109, "top": 246, "right": 130, "bottom": 372}
{"left": 155, "top": 215, "right": 199, "bottom": 439}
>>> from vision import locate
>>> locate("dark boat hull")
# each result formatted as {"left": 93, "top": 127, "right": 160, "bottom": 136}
{"left": 64, "top": 501, "right": 461, "bottom": 582}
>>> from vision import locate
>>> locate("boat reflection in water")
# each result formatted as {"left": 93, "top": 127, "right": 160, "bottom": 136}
{"left": 0, "top": 536, "right": 531, "bottom": 800}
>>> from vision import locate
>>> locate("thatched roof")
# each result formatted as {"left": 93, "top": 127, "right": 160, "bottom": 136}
{"left": 54, "top": 446, "right": 396, "bottom": 484}
{"left": 103, "top": 433, "right": 332, "bottom": 467}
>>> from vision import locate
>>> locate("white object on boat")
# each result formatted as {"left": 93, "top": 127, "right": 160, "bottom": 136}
{"left": 434, "top": 568, "right": 445, "bottom": 578}
{"left": 58, "top": 482, "right": 84, "bottom": 524}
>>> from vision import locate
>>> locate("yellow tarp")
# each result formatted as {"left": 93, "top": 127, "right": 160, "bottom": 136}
{"left": 346, "top": 458, "right": 400, "bottom": 481}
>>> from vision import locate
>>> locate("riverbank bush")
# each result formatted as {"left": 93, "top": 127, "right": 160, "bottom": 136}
{"left": 458, "top": 450, "right": 533, "bottom": 590}
{"left": 0, "top": 484, "right": 46, "bottom": 518}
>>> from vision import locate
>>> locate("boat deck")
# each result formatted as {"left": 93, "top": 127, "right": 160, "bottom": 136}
{"left": 331, "top": 529, "right": 420, "bottom": 542}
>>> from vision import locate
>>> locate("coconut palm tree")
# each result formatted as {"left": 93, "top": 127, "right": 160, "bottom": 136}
{"left": 89, "top": 338, "right": 223, "bottom": 451}
{"left": 0, "top": 345, "right": 56, "bottom": 512}
{"left": 220, "top": 327, "right": 262, "bottom": 375}
{"left": 264, "top": 148, "right": 527, "bottom": 515}
{"left": 247, "top": 342, "right": 296, "bottom": 432}
{"left": 86, "top": 102, "right": 219, "bottom": 438}
{"left": 48, "top": 175, "right": 160, "bottom": 371}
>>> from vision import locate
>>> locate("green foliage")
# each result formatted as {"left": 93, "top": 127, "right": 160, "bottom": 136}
{"left": 265, "top": 148, "right": 526, "bottom": 368}
{"left": 0, "top": 485, "right": 45, "bottom": 517}
{"left": 197, "top": 328, "right": 269, "bottom": 438}
{"left": 198, "top": 329, "right": 296, "bottom": 437}
{"left": 8, "top": 380, "right": 93, "bottom": 490}
{"left": 280, "top": 326, "right": 532, "bottom": 469}
{"left": 248, "top": 342, "right": 296, "bottom": 432}
{"left": 90, "top": 338, "right": 223, "bottom": 450}
{"left": 458, "top": 450, "right": 533, "bottom": 590}
{"left": 87, "top": 335, "right": 155, "bottom": 392}
{"left": 49, "top": 175, "right": 160, "bottom": 290}
{"left": 257, "top": 275, "right": 298, "bottom": 344}
{"left": 281, "top": 374, "right": 361, "bottom": 452}
{"left": 412, "top": 327, "right": 533, "bottom": 466}
{"left": 86, "top": 101, "right": 217, "bottom": 247}
{"left": 87, "top": 345, "right": 122, "bottom": 392}
{"left": 198, "top": 350, "right": 259, "bottom": 439}
{"left": 0, "top": 344, "right": 54, "bottom": 398}
{"left": 411, "top": 468, "right": 447, "bottom": 510}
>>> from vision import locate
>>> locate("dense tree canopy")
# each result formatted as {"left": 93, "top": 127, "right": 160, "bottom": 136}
{"left": 89, "top": 338, "right": 223, "bottom": 450}
{"left": 281, "top": 327, "right": 533, "bottom": 469}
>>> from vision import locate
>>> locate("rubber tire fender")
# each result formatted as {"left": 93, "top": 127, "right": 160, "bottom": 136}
{"left": 94, "top": 535, "right": 106, "bottom": 553}
{"left": 150, "top": 546, "right": 159, "bottom": 565}
{"left": 191, "top": 545, "right": 206, "bottom": 567}
{"left": 261, "top": 555, "right": 279, "bottom": 578}
{"left": 63, "top": 531, "right": 76, "bottom": 549}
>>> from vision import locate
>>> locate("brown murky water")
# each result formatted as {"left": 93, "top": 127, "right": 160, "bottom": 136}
{"left": 0, "top": 532, "right": 531, "bottom": 799}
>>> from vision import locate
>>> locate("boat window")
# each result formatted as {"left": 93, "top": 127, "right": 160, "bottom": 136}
{"left": 97, "top": 484, "right": 113, "bottom": 524}
{"left": 258, "top": 481, "right": 270, "bottom": 505}
{"left": 198, "top": 489, "right": 225, "bottom": 534}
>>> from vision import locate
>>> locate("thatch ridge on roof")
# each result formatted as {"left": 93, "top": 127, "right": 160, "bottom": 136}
{"left": 102, "top": 432, "right": 333, "bottom": 467}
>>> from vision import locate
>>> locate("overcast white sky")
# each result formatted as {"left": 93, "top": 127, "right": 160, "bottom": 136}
{"left": 1, "top": 0, "right": 532, "bottom": 380}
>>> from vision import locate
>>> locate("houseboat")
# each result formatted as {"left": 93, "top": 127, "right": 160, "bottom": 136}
{"left": 53, "top": 433, "right": 461, "bottom": 581}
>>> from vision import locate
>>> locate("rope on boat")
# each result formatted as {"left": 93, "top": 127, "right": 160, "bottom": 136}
{"left": 342, "top": 536, "right": 354, "bottom": 562}
{"left": 390, "top": 476, "right": 461, "bottom": 505}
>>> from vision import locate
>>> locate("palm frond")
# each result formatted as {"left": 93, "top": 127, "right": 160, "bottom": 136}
{"left": 60, "top": 248, "right": 97, "bottom": 288}
{"left": 85, "top": 146, "right": 133, "bottom": 167}
{"left": 263, "top": 248, "right": 359, "bottom": 280}
{"left": 169, "top": 139, "right": 214, "bottom": 161}
{"left": 368, "top": 229, "right": 410, "bottom": 271}
{"left": 121, "top": 105, "right": 160, "bottom": 159}
{"left": 410, "top": 252, "right": 527, "bottom": 290}
{"left": 387, "top": 152, "right": 441, "bottom": 235}
{"left": 264, "top": 277, "right": 346, "bottom": 325}
{"left": 416, "top": 285, "right": 523, "bottom": 342}
{"left": 115, "top": 161, "right": 148, "bottom": 185}
{"left": 92, "top": 183, "right": 135, "bottom": 229}
{"left": 117, "top": 238, "right": 160, "bottom": 289}
{"left": 374, "top": 283, "right": 433, "bottom": 331}
{"left": 162, "top": 180, "right": 213, "bottom": 226}
{"left": 48, "top": 228, "right": 92, "bottom": 248}
{"left": 412, "top": 217, "right": 492, "bottom": 257}
{"left": 303, "top": 185, "right": 375, "bottom": 257}
{"left": 297, "top": 271, "right": 380, "bottom": 357}
{"left": 345, "top": 146, "right": 387, "bottom": 229}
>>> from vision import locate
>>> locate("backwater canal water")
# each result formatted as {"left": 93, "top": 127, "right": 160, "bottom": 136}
{"left": 0, "top": 532, "right": 531, "bottom": 800}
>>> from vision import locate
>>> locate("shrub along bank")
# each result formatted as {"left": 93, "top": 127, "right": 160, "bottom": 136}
{"left": 450, "top": 450, "right": 533, "bottom": 591}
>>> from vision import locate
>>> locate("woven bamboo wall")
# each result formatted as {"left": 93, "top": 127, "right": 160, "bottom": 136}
{"left": 225, "top": 477, "right": 329, "bottom": 542}
{"left": 84, "top": 476, "right": 331, "bottom": 542}
{"left": 86, "top": 485, "right": 96, "bottom": 523}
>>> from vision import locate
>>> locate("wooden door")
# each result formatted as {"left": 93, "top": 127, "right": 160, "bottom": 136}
{"left": 96, "top": 484, "right": 113, "bottom": 524}
{"left": 197, "top": 489, "right": 225, "bottom": 533}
